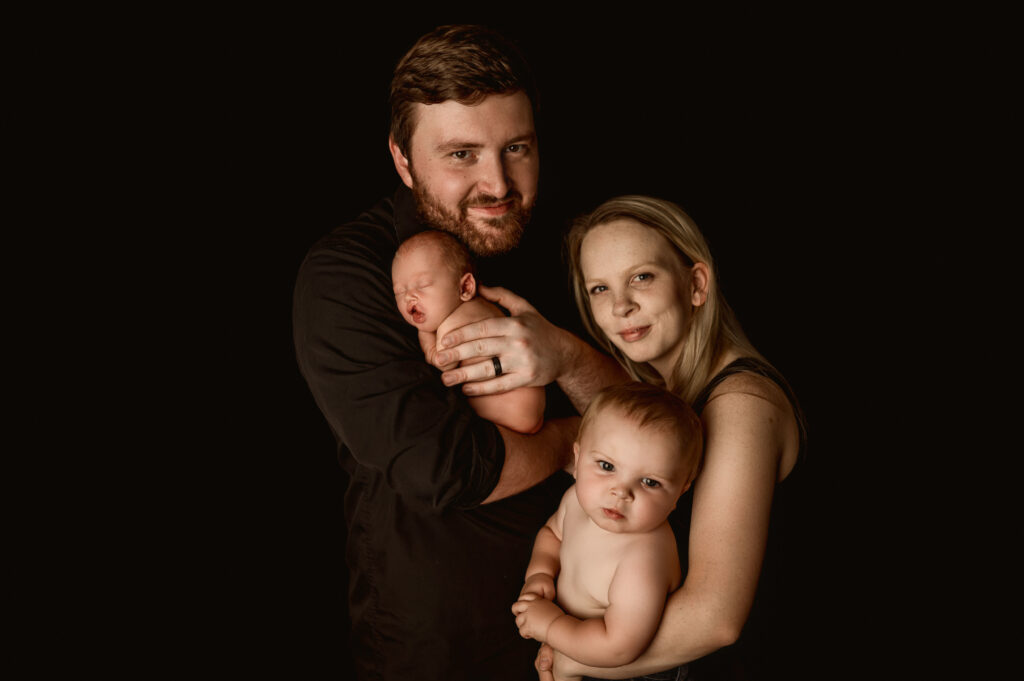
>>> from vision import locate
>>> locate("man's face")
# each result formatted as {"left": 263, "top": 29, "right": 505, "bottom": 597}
{"left": 391, "top": 91, "right": 539, "bottom": 256}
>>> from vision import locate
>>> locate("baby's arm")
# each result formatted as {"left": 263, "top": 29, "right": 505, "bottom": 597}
{"left": 520, "top": 540, "right": 674, "bottom": 667}
{"left": 439, "top": 300, "right": 546, "bottom": 433}
{"left": 519, "top": 488, "right": 569, "bottom": 601}
{"left": 419, "top": 330, "right": 460, "bottom": 372}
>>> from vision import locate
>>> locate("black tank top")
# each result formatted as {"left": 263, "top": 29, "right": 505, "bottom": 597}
{"left": 671, "top": 357, "right": 808, "bottom": 680}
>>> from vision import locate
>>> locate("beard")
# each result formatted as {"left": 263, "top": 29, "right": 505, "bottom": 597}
{"left": 411, "top": 180, "right": 532, "bottom": 257}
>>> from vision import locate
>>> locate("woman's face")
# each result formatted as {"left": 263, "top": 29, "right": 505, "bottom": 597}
{"left": 579, "top": 219, "right": 704, "bottom": 381}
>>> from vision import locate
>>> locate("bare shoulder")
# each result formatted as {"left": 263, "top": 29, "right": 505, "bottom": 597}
{"left": 701, "top": 370, "right": 800, "bottom": 479}
{"left": 436, "top": 298, "right": 503, "bottom": 339}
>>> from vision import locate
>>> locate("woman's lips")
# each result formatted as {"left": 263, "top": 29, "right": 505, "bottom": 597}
{"left": 618, "top": 325, "right": 650, "bottom": 342}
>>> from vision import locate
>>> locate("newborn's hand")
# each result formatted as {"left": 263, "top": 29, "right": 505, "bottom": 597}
{"left": 520, "top": 573, "right": 556, "bottom": 602}
{"left": 511, "top": 597, "right": 565, "bottom": 642}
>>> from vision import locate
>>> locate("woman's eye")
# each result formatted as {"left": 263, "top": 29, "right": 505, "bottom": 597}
{"left": 588, "top": 285, "right": 607, "bottom": 295}
{"left": 598, "top": 461, "right": 614, "bottom": 472}
{"left": 633, "top": 273, "right": 653, "bottom": 283}
{"left": 641, "top": 478, "right": 660, "bottom": 488}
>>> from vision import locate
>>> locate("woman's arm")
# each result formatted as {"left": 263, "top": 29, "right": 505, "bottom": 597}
{"left": 550, "top": 388, "right": 793, "bottom": 678}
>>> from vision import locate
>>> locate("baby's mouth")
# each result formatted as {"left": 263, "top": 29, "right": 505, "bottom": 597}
{"left": 409, "top": 304, "right": 426, "bottom": 325}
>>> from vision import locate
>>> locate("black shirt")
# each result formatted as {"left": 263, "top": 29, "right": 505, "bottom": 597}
{"left": 293, "top": 186, "right": 572, "bottom": 680}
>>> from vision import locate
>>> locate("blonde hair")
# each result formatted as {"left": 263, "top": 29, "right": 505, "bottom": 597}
{"left": 566, "top": 195, "right": 763, "bottom": 405}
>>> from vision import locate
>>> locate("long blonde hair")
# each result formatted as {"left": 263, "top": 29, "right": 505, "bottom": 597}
{"left": 566, "top": 195, "right": 763, "bottom": 405}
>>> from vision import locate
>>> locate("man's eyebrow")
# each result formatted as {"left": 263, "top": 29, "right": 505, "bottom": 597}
{"left": 435, "top": 140, "right": 484, "bottom": 153}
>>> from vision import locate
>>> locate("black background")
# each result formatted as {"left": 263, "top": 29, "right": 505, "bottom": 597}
{"left": 103, "top": 10, "right": 1008, "bottom": 680}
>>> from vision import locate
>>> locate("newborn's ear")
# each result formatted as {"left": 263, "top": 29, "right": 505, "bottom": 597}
{"left": 460, "top": 272, "right": 477, "bottom": 301}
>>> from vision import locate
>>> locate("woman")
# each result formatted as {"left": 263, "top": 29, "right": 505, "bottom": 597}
{"left": 544, "top": 195, "right": 808, "bottom": 680}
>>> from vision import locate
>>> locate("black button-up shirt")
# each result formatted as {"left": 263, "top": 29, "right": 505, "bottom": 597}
{"left": 293, "top": 186, "right": 572, "bottom": 680}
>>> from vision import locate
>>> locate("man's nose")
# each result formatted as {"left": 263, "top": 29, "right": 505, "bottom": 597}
{"left": 476, "top": 155, "right": 510, "bottom": 199}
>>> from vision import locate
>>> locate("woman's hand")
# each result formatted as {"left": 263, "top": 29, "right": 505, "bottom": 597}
{"left": 535, "top": 644, "right": 582, "bottom": 681}
{"left": 433, "top": 286, "right": 571, "bottom": 396}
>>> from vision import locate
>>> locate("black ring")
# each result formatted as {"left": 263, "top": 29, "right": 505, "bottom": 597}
{"left": 492, "top": 356, "right": 503, "bottom": 377}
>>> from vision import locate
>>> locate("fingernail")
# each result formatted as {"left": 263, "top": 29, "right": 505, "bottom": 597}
{"left": 463, "top": 385, "right": 477, "bottom": 396}
{"left": 436, "top": 352, "right": 450, "bottom": 365}
{"left": 442, "top": 373, "right": 456, "bottom": 386}
{"left": 441, "top": 336, "right": 453, "bottom": 348}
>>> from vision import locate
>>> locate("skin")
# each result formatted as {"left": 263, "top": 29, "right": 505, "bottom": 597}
{"left": 511, "top": 408, "right": 698, "bottom": 667}
{"left": 388, "top": 91, "right": 629, "bottom": 501}
{"left": 392, "top": 240, "right": 545, "bottom": 434}
{"left": 533, "top": 221, "right": 801, "bottom": 680}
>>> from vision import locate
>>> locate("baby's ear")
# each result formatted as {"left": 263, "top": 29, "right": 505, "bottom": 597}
{"left": 460, "top": 272, "right": 477, "bottom": 301}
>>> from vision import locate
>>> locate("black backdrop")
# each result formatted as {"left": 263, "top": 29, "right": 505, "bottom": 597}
{"left": 176, "top": 12, "right": 1006, "bottom": 680}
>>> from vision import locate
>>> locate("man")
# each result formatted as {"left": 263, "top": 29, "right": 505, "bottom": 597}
{"left": 293, "top": 25, "right": 624, "bottom": 680}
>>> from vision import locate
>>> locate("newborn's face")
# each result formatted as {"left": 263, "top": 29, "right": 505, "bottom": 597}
{"left": 391, "top": 245, "right": 464, "bottom": 333}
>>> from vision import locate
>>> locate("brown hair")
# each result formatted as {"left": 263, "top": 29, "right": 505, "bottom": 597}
{"left": 579, "top": 381, "right": 704, "bottom": 482}
{"left": 389, "top": 24, "right": 539, "bottom": 159}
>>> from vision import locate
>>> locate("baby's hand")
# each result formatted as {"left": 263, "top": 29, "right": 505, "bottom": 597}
{"left": 510, "top": 597, "right": 564, "bottom": 642}
{"left": 519, "top": 573, "right": 556, "bottom": 602}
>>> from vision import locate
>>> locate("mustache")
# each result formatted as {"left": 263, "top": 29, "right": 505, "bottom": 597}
{"left": 461, "top": 190, "right": 522, "bottom": 209}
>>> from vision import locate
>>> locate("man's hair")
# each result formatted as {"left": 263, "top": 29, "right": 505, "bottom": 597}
{"left": 389, "top": 24, "right": 539, "bottom": 159}
{"left": 395, "top": 229, "right": 475, "bottom": 277}
{"left": 579, "top": 381, "right": 704, "bottom": 477}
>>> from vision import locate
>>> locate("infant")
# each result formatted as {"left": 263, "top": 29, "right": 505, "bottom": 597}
{"left": 392, "top": 230, "right": 545, "bottom": 434}
{"left": 511, "top": 381, "right": 703, "bottom": 674}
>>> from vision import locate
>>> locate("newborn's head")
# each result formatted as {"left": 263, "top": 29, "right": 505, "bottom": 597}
{"left": 392, "top": 230, "right": 477, "bottom": 332}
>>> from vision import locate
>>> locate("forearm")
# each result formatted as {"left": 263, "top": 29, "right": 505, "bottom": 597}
{"left": 483, "top": 416, "right": 578, "bottom": 504}
{"left": 547, "top": 615, "right": 645, "bottom": 668}
{"left": 555, "top": 331, "right": 629, "bottom": 414}
{"left": 555, "top": 583, "right": 736, "bottom": 678}
{"left": 524, "top": 525, "right": 561, "bottom": 580}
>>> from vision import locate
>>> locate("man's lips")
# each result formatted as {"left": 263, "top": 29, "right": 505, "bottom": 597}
{"left": 618, "top": 325, "right": 650, "bottom": 342}
{"left": 602, "top": 508, "right": 625, "bottom": 520}
{"left": 467, "top": 200, "right": 513, "bottom": 217}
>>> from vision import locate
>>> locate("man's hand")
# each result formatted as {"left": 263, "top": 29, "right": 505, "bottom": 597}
{"left": 511, "top": 595, "right": 565, "bottom": 642}
{"left": 434, "top": 286, "right": 571, "bottom": 396}
{"left": 520, "top": 573, "right": 556, "bottom": 602}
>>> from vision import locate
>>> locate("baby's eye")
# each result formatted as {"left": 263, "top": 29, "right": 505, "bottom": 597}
{"left": 641, "top": 478, "right": 660, "bottom": 488}
{"left": 598, "top": 461, "right": 614, "bottom": 472}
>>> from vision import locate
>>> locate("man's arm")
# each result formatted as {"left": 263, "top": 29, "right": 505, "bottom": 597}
{"left": 435, "top": 286, "right": 629, "bottom": 414}
{"left": 294, "top": 221, "right": 508, "bottom": 512}
{"left": 483, "top": 417, "right": 578, "bottom": 504}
